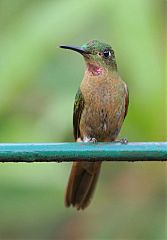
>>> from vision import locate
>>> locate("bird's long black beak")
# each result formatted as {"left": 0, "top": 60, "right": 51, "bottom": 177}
{"left": 59, "top": 45, "right": 90, "bottom": 54}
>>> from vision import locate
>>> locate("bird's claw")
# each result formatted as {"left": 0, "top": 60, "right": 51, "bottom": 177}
{"left": 83, "top": 137, "right": 97, "bottom": 143}
{"left": 120, "top": 138, "right": 128, "bottom": 144}
{"left": 115, "top": 138, "right": 128, "bottom": 144}
{"left": 89, "top": 138, "right": 97, "bottom": 143}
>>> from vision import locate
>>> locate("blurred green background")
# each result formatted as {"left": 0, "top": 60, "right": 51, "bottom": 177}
{"left": 0, "top": 0, "right": 166, "bottom": 239}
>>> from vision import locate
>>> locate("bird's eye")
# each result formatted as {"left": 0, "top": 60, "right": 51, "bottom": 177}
{"left": 103, "top": 49, "right": 111, "bottom": 58}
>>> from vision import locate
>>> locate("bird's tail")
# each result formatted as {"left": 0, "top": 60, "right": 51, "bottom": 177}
{"left": 65, "top": 161, "right": 101, "bottom": 210}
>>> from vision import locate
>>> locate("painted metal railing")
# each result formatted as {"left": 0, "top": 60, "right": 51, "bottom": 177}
{"left": 0, "top": 142, "right": 166, "bottom": 162}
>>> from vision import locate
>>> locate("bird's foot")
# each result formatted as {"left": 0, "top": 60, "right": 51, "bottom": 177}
{"left": 114, "top": 138, "right": 128, "bottom": 144}
{"left": 89, "top": 138, "right": 97, "bottom": 143}
{"left": 83, "top": 137, "right": 97, "bottom": 143}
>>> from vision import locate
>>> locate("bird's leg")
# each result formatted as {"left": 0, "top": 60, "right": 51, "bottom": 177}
{"left": 114, "top": 138, "right": 128, "bottom": 144}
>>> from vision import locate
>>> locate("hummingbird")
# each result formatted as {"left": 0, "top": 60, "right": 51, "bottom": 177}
{"left": 60, "top": 40, "right": 129, "bottom": 210}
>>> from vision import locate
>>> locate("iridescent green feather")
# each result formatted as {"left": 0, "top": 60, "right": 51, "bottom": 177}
{"left": 73, "top": 88, "right": 85, "bottom": 140}
{"left": 82, "top": 40, "right": 117, "bottom": 70}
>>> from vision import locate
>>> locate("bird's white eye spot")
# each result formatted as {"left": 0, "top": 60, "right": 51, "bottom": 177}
{"left": 103, "top": 49, "right": 111, "bottom": 58}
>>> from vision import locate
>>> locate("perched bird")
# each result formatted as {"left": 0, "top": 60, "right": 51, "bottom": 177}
{"left": 60, "top": 40, "right": 129, "bottom": 210}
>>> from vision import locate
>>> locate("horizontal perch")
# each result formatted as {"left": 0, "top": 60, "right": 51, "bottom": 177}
{"left": 0, "top": 142, "right": 166, "bottom": 162}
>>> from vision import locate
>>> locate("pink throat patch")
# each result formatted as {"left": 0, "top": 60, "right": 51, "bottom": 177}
{"left": 87, "top": 63, "right": 103, "bottom": 76}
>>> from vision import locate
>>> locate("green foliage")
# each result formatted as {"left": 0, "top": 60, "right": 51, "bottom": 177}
{"left": 0, "top": 0, "right": 166, "bottom": 239}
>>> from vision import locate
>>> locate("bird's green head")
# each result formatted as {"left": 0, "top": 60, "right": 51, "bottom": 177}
{"left": 60, "top": 40, "right": 117, "bottom": 75}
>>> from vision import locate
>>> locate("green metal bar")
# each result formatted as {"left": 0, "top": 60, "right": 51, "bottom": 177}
{"left": 0, "top": 142, "right": 166, "bottom": 162}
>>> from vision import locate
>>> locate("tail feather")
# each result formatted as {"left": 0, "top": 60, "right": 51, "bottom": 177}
{"left": 65, "top": 161, "right": 101, "bottom": 210}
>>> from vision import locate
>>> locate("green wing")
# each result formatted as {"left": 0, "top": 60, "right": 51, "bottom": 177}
{"left": 73, "top": 88, "right": 85, "bottom": 140}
